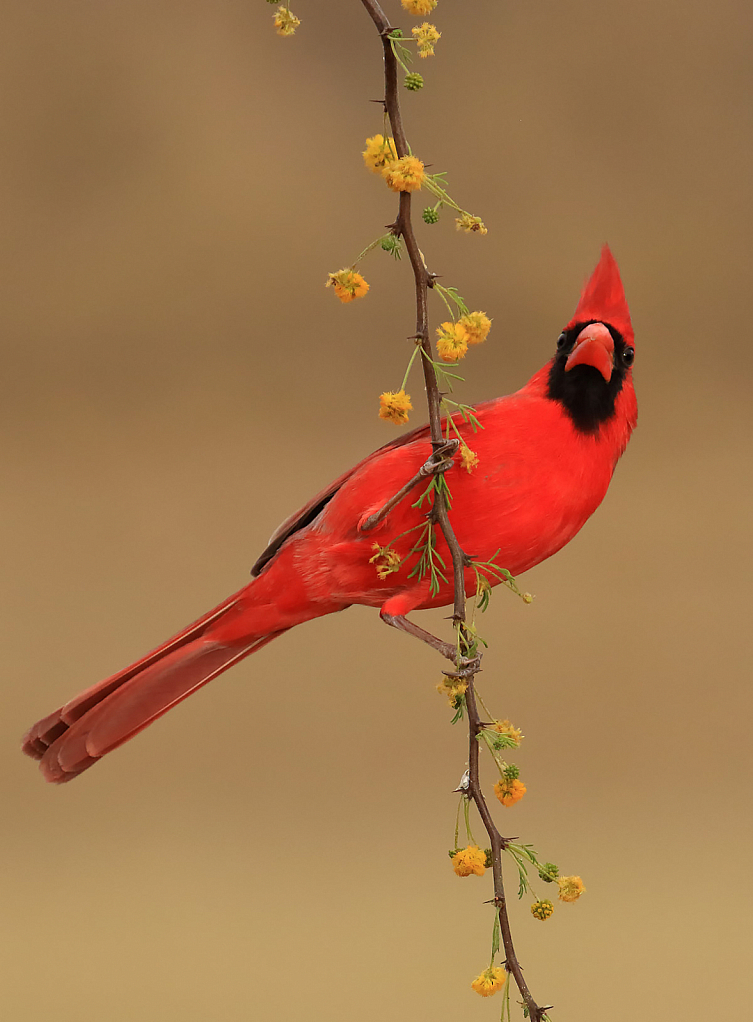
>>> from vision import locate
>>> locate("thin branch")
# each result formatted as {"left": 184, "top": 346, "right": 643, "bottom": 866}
{"left": 359, "top": 3, "right": 548, "bottom": 1019}
{"left": 465, "top": 682, "right": 547, "bottom": 1021}
{"left": 359, "top": 0, "right": 466, "bottom": 623}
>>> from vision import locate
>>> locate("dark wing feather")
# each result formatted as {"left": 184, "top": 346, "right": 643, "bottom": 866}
{"left": 250, "top": 422, "right": 431, "bottom": 576}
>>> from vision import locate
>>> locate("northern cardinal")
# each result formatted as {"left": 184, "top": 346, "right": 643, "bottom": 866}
{"left": 22, "top": 246, "right": 637, "bottom": 783}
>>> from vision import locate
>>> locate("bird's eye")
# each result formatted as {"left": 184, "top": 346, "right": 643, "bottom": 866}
{"left": 556, "top": 332, "right": 568, "bottom": 351}
{"left": 622, "top": 346, "right": 635, "bottom": 366}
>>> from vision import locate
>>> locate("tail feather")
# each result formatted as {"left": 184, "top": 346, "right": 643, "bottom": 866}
{"left": 22, "top": 535, "right": 336, "bottom": 783}
{"left": 58, "top": 586, "right": 246, "bottom": 727}
{"left": 21, "top": 582, "right": 288, "bottom": 783}
{"left": 34, "top": 632, "right": 284, "bottom": 784}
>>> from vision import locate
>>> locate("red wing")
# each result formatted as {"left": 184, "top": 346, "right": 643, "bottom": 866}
{"left": 250, "top": 421, "right": 431, "bottom": 576}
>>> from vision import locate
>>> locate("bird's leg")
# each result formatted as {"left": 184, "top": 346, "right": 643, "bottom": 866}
{"left": 360, "top": 439, "right": 459, "bottom": 532}
{"left": 381, "top": 611, "right": 456, "bottom": 659}
{"left": 380, "top": 611, "right": 481, "bottom": 671}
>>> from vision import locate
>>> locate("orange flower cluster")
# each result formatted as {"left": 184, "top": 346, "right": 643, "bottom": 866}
{"left": 326, "top": 269, "right": 369, "bottom": 304}
{"left": 401, "top": 0, "right": 438, "bottom": 15}
{"left": 378, "top": 390, "right": 413, "bottom": 425}
{"left": 362, "top": 136, "right": 425, "bottom": 193}
{"left": 493, "top": 777, "right": 527, "bottom": 807}
{"left": 451, "top": 845, "right": 486, "bottom": 877}
{"left": 471, "top": 966, "right": 507, "bottom": 997}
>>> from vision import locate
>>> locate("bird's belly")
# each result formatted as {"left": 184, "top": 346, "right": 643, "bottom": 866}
{"left": 449, "top": 455, "right": 612, "bottom": 576}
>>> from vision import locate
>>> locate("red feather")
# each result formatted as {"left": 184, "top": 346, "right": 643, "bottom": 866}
{"left": 565, "top": 245, "right": 634, "bottom": 347}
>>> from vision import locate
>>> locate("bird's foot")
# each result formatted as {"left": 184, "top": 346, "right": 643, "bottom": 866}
{"left": 360, "top": 440, "right": 459, "bottom": 532}
{"left": 441, "top": 651, "right": 482, "bottom": 677}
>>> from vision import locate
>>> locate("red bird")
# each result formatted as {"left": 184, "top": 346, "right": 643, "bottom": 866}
{"left": 22, "top": 246, "right": 637, "bottom": 783}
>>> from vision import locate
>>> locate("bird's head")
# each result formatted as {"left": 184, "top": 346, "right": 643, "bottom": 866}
{"left": 547, "top": 246, "right": 636, "bottom": 434}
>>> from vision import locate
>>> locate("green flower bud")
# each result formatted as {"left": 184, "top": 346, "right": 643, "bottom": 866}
{"left": 503, "top": 763, "right": 520, "bottom": 781}
{"left": 380, "top": 235, "right": 402, "bottom": 259}
{"left": 404, "top": 72, "right": 424, "bottom": 91}
{"left": 531, "top": 899, "right": 554, "bottom": 921}
{"left": 483, "top": 848, "right": 494, "bottom": 868}
{"left": 492, "top": 734, "right": 516, "bottom": 750}
{"left": 422, "top": 207, "right": 440, "bottom": 224}
{"left": 538, "top": 862, "right": 559, "bottom": 883}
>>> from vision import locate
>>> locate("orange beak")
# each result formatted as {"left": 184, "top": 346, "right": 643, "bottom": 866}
{"left": 564, "top": 323, "right": 614, "bottom": 382}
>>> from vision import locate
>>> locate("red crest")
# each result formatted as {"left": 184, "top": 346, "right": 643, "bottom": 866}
{"left": 566, "top": 246, "right": 634, "bottom": 347}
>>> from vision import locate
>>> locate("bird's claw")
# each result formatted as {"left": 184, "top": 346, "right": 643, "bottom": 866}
{"left": 420, "top": 456, "right": 454, "bottom": 477}
{"left": 442, "top": 652, "right": 482, "bottom": 678}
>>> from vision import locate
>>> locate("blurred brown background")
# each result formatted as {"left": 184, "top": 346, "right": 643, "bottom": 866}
{"left": 2, "top": 1, "right": 751, "bottom": 1018}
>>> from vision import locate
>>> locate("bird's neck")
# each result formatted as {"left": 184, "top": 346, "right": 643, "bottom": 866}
{"left": 522, "top": 359, "right": 637, "bottom": 456}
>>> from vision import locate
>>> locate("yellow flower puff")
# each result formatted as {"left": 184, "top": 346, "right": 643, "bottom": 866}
{"left": 455, "top": 213, "right": 488, "bottom": 235}
{"left": 412, "top": 22, "right": 441, "bottom": 57}
{"left": 273, "top": 6, "right": 300, "bottom": 36}
{"left": 557, "top": 876, "right": 586, "bottom": 903}
{"left": 531, "top": 899, "right": 554, "bottom": 921}
{"left": 492, "top": 719, "right": 523, "bottom": 746}
{"left": 471, "top": 966, "right": 507, "bottom": 998}
{"left": 435, "top": 322, "right": 469, "bottom": 362}
{"left": 326, "top": 269, "right": 369, "bottom": 304}
{"left": 436, "top": 676, "right": 467, "bottom": 705}
{"left": 451, "top": 845, "right": 486, "bottom": 877}
{"left": 460, "top": 446, "right": 479, "bottom": 473}
{"left": 494, "top": 777, "right": 527, "bottom": 807}
{"left": 401, "top": 0, "right": 438, "bottom": 15}
{"left": 383, "top": 155, "right": 425, "bottom": 193}
{"left": 459, "top": 311, "right": 492, "bottom": 345}
{"left": 369, "top": 543, "right": 402, "bottom": 580}
{"left": 363, "top": 134, "right": 397, "bottom": 174}
{"left": 378, "top": 389, "right": 413, "bottom": 425}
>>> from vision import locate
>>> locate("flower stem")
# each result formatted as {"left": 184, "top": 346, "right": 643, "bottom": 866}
{"left": 400, "top": 343, "right": 421, "bottom": 391}
{"left": 352, "top": 234, "right": 386, "bottom": 266}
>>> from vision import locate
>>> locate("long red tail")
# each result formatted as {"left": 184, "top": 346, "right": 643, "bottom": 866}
{"left": 21, "top": 586, "right": 288, "bottom": 783}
